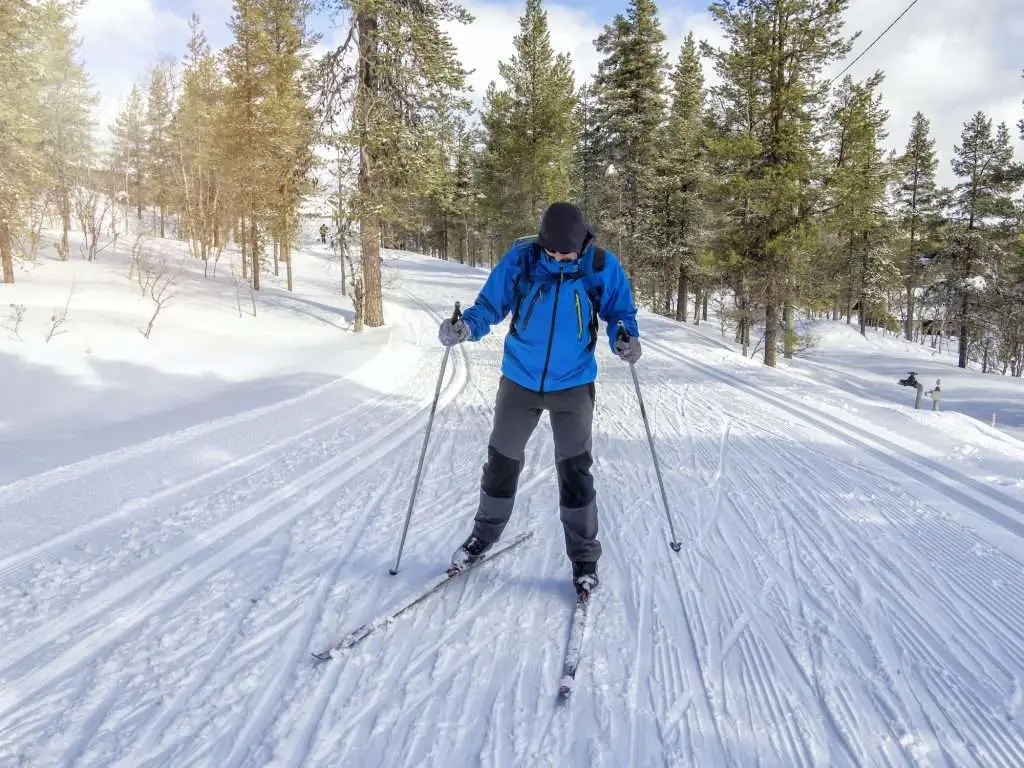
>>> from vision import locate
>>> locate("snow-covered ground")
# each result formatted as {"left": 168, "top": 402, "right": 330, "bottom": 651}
{"left": 2, "top": 234, "right": 1024, "bottom": 767}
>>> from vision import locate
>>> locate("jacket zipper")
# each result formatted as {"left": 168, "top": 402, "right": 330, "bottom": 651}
{"left": 574, "top": 290, "right": 583, "bottom": 340}
{"left": 521, "top": 285, "right": 544, "bottom": 330}
{"left": 538, "top": 268, "right": 564, "bottom": 393}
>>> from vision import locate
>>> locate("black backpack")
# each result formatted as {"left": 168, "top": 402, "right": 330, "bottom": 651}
{"left": 507, "top": 236, "right": 606, "bottom": 352}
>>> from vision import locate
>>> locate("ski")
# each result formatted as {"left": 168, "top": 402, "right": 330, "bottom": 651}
{"left": 556, "top": 591, "right": 591, "bottom": 703}
{"left": 311, "top": 530, "right": 534, "bottom": 662}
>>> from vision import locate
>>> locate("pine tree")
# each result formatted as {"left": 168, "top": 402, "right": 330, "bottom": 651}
{"left": 593, "top": 0, "right": 667, "bottom": 286}
{"left": 33, "top": 0, "right": 97, "bottom": 260}
{"left": 824, "top": 73, "right": 892, "bottom": 336}
{"left": 571, "top": 82, "right": 606, "bottom": 224}
{"left": 144, "top": 63, "right": 175, "bottom": 238}
{"left": 949, "top": 113, "right": 1019, "bottom": 367}
{"left": 894, "top": 111, "right": 938, "bottom": 340}
{"left": 656, "top": 32, "right": 706, "bottom": 320}
{"left": 261, "top": 0, "right": 316, "bottom": 290}
{"left": 174, "top": 14, "right": 226, "bottom": 266}
{"left": 223, "top": 0, "right": 273, "bottom": 289}
{"left": 479, "top": 0, "right": 578, "bottom": 246}
{"left": 704, "top": 0, "right": 853, "bottom": 366}
{"left": 318, "top": 0, "right": 471, "bottom": 328}
{"left": 0, "top": 0, "right": 44, "bottom": 282}
{"left": 110, "top": 84, "right": 148, "bottom": 220}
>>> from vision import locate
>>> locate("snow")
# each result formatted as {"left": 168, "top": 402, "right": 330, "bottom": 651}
{"left": 2, "top": 231, "right": 1024, "bottom": 766}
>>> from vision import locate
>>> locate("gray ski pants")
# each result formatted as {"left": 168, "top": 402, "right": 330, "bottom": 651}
{"left": 472, "top": 376, "right": 601, "bottom": 563}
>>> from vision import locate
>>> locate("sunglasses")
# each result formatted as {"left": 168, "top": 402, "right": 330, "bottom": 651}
{"left": 544, "top": 248, "right": 578, "bottom": 261}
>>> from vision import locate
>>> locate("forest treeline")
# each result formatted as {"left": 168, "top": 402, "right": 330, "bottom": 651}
{"left": 1, "top": 0, "right": 1022, "bottom": 372}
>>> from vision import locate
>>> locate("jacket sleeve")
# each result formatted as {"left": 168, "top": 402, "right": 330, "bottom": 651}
{"left": 597, "top": 250, "right": 639, "bottom": 351}
{"left": 461, "top": 249, "right": 519, "bottom": 341}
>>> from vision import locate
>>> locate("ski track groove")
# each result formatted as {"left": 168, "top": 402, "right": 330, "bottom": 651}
{"left": 11, "top": 271, "right": 1024, "bottom": 766}
{"left": 0, "top": 390, "right": 406, "bottom": 648}
{"left": 0, "top": 366, "right": 376, "bottom": 505}
{"left": 0, "top": 290, "right": 472, "bottom": 767}
{"left": 74, "top": 532, "right": 294, "bottom": 768}
{"left": 257, "top": 458, "right": 419, "bottom": 768}
{"left": 324, "top": 556, "right": 531, "bottom": 767}
{"left": 646, "top": 336, "right": 1024, "bottom": 535}
{"left": 627, "top": 543, "right": 654, "bottom": 768}
{"left": 0, "top": 396, "right": 373, "bottom": 590}
{"left": 108, "top": 543, "right": 291, "bottom": 768}
{"left": 0, "top": 339, "right": 470, "bottom": 725}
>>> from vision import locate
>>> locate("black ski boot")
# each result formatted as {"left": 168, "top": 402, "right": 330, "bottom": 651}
{"left": 450, "top": 534, "right": 493, "bottom": 571}
{"left": 572, "top": 561, "right": 599, "bottom": 600}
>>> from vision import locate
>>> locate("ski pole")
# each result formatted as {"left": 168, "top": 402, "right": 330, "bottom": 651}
{"left": 618, "top": 321, "right": 682, "bottom": 552}
{"left": 389, "top": 301, "right": 462, "bottom": 575}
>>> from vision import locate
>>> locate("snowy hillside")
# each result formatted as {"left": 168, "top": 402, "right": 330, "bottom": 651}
{"left": 3, "top": 239, "right": 1024, "bottom": 766}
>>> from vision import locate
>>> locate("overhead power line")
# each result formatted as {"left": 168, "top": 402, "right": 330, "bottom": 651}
{"left": 829, "top": 0, "right": 924, "bottom": 85}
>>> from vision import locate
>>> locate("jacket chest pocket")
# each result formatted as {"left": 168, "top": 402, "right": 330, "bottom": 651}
{"left": 518, "top": 284, "right": 545, "bottom": 331}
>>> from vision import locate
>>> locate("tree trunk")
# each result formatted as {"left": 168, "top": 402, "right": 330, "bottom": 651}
{"left": 286, "top": 240, "right": 293, "bottom": 292}
{"left": 356, "top": 10, "right": 384, "bottom": 328}
{"left": 905, "top": 284, "right": 915, "bottom": 342}
{"left": 693, "top": 287, "right": 701, "bottom": 326}
{"left": 702, "top": 292, "right": 708, "bottom": 321}
{"left": 958, "top": 293, "right": 969, "bottom": 368}
{"left": 676, "top": 265, "right": 688, "bottom": 321}
{"left": 360, "top": 214, "right": 384, "bottom": 327}
{"left": 1, "top": 218, "right": 14, "bottom": 283}
{"left": 59, "top": 189, "right": 71, "bottom": 261}
{"left": 764, "top": 278, "right": 779, "bottom": 367}
{"left": 783, "top": 302, "right": 794, "bottom": 359}
{"left": 240, "top": 217, "right": 248, "bottom": 283}
{"left": 250, "top": 211, "right": 260, "bottom": 291}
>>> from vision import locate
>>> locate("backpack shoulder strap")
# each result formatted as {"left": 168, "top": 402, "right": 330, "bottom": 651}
{"left": 581, "top": 246, "right": 606, "bottom": 351}
{"left": 508, "top": 239, "right": 538, "bottom": 334}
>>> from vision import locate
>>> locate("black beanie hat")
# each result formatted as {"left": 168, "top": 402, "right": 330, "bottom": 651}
{"left": 537, "top": 202, "right": 592, "bottom": 254}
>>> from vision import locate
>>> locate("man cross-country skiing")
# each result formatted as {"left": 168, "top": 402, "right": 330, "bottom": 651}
{"left": 437, "top": 201, "right": 641, "bottom": 599}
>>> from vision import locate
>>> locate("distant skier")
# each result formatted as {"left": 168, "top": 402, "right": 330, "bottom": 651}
{"left": 927, "top": 379, "right": 941, "bottom": 411}
{"left": 437, "top": 201, "right": 641, "bottom": 599}
{"left": 319, "top": 224, "right": 329, "bottom": 245}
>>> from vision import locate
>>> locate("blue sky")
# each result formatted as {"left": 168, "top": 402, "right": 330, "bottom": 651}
{"left": 75, "top": 0, "right": 1023, "bottom": 187}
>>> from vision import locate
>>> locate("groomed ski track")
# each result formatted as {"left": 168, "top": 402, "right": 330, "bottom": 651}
{"left": 3, "top": 252, "right": 1024, "bottom": 767}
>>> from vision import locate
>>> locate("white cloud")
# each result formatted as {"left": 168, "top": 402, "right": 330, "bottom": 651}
{"left": 75, "top": 0, "right": 1023, "bottom": 187}
{"left": 447, "top": 0, "right": 1024, "bottom": 187}
{"left": 74, "top": 0, "right": 231, "bottom": 147}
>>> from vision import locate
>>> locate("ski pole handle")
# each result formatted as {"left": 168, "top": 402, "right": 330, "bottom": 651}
{"left": 616, "top": 319, "right": 630, "bottom": 342}
{"left": 451, "top": 301, "right": 462, "bottom": 323}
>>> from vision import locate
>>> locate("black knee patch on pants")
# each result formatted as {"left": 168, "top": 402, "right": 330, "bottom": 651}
{"left": 556, "top": 451, "right": 594, "bottom": 509}
{"left": 481, "top": 446, "right": 521, "bottom": 499}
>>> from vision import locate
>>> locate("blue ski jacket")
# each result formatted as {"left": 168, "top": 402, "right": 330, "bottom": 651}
{"left": 461, "top": 239, "right": 639, "bottom": 393}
